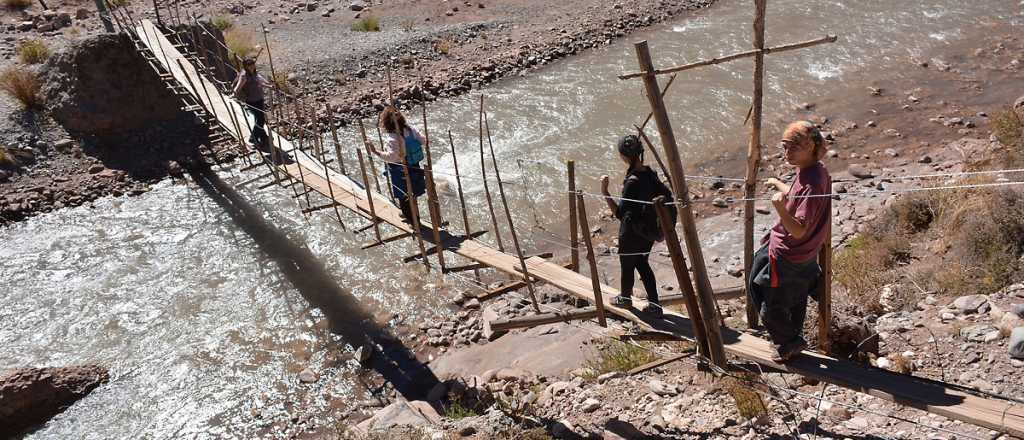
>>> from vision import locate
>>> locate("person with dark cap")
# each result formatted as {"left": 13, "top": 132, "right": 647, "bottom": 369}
{"left": 600, "top": 134, "right": 673, "bottom": 318}
{"left": 232, "top": 57, "right": 272, "bottom": 149}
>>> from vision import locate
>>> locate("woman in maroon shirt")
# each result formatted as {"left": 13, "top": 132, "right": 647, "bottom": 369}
{"left": 748, "top": 121, "right": 831, "bottom": 363}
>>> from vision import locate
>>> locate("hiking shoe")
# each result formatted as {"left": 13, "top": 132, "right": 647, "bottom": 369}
{"left": 611, "top": 296, "right": 632, "bottom": 308}
{"left": 642, "top": 302, "right": 663, "bottom": 318}
{"left": 771, "top": 338, "right": 808, "bottom": 363}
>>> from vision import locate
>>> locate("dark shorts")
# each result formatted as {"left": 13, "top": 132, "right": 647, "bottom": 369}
{"left": 748, "top": 245, "right": 821, "bottom": 346}
{"left": 385, "top": 162, "right": 426, "bottom": 203}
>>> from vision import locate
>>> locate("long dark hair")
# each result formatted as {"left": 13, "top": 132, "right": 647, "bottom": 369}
{"left": 379, "top": 106, "right": 408, "bottom": 135}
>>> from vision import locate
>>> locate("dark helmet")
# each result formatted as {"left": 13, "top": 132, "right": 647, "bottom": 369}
{"left": 617, "top": 134, "right": 643, "bottom": 159}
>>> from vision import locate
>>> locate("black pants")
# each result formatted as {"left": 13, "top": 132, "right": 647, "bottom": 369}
{"left": 246, "top": 100, "right": 267, "bottom": 148}
{"left": 748, "top": 245, "right": 819, "bottom": 347}
{"left": 620, "top": 254, "right": 659, "bottom": 303}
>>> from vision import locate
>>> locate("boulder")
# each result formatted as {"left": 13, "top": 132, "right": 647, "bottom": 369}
{"left": 960, "top": 324, "right": 999, "bottom": 343}
{"left": 352, "top": 400, "right": 441, "bottom": 435}
{"left": 481, "top": 306, "right": 505, "bottom": 341}
{"left": 648, "top": 379, "right": 678, "bottom": 396}
{"left": 952, "top": 294, "right": 989, "bottom": 314}
{"left": 1012, "top": 303, "right": 1024, "bottom": 319}
{"left": 0, "top": 365, "right": 109, "bottom": 437}
{"left": 1010, "top": 327, "right": 1024, "bottom": 359}
{"left": 1014, "top": 95, "right": 1024, "bottom": 122}
{"left": 847, "top": 164, "right": 875, "bottom": 179}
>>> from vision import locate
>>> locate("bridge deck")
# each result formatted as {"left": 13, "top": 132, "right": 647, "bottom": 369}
{"left": 135, "top": 19, "right": 1024, "bottom": 437}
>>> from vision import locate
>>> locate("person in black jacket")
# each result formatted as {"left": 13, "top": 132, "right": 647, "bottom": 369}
{"left": 600, "top": 135, "right": 663, "bottom": 317}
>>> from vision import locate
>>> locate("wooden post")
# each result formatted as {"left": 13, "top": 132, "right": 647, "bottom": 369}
{"left": 421, "top": 103, "right": 446, "bottom": 271}
{"left": 375, "top": 125, "right": 395, "bottom": 200}
{"left": 356, "top": 150, "right": 383, "bottom": 243}
{"left": 261, "top": 24, "right": 279, "bottom": 87}
{"left": 483, "top": 113, "right": 541, "bottom": 314}
{"left": 401, "top": 158, "right": 431, "bottom": 271}
{"left": 653, "top": 196, "right": 711, "bottom": 357}
{"left": 634, "top": 40, "right": 727, "bottom": 367}
{"left": 448, "top": 130, "right": 481, "bottom": 282}
{"left": 575, "top": 192, "right": 607, "bottom": 327}
{"left": 94, "top": 0, "right": 114, "bottom": 33}
{"left": 634, "top": 125, "right": 672, "bottom": 185}
{"left": 743, "top": 0, "right": 768, "bottom": 329}
{"left": 818, "top": 208, "right": 833, "bottom": 352}
{"left": 151, "top": 0, "right": 163, "bottom": 27}
{"left": 567, "top": 160, "right": 580, "bottom": 272}
{"left": 478, "top": 96, "right": 505, "bottom": 252}
{"left": 326, "top": 104, "right": 348, "bottom": 175}
{"left": 357, "top": 120, "right": 383, "bottom": 193}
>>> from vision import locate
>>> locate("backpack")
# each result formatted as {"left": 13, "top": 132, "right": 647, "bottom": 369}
{"left": 403, "top": 130, "right": 425, "bottom": 165}
{"left": 629, "top": 172, "right": 676, "bottom": 243}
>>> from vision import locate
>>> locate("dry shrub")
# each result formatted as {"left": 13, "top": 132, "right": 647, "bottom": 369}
{"left": 722, "top": 376, "right": 768, "bottom": 421}
{"left": 17, "top": 39, "right": 50, "bottom": 64}
{"left": 399, "top": 18, "right": 416, "bottom": 32}
{"left": 0, "top": 66, "right": 44, "bottom": 110}
{"left": 3, "top": 0, "right": 31, "bottom": 9}
{"left": 582, "top": 340, "right": 657, "bottom": 377}
{"left": 224, "top": 28, "right": 256, "bottom": 66}
{"left": 834, "top": 231, "right": 911, "bottom": 313}
{"left": 434, "top": 38, "right": 454, "bottom": 55}
{"left": 210, "top": 15, "right": 233, "bottom": 31}
{"left": 993, "top": 107, "right": 1023, "bottom": 164}
{"left": 889, "top": 353, "right": 914, "bottom": 374}
{"left": 109, "top": 0, "right": 131, "bottom": 6}
{"left": 0, "top": 146, "right": 15, "bottom": 167}
{"left": 351, "top": 15, "right": 380, "bottom": 32}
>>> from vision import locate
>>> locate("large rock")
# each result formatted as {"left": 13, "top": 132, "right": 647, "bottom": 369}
{"left": 1010, "top": 327, "right": 1024, "bottom": 359}
{"left": 960, "top": 324, "right": 1000, "bottom": 343}
{"left": 352, "top": 400, "right": 441, "bottom": 435}
{"left": 952, "top": 295, "right": 989, "bottom": 314}
{"left": 0, "top": 365, "right": 109, "bottom": 437}
{"left": 1014, "top": 95, "right": 1024, "bottom": 122}
{"left": 847, "top": 164, "right": 875, "bottom": 179}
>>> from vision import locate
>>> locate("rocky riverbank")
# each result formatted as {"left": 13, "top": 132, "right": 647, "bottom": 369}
{"left": 0, "top": 365, "right": 110, "bottom": 438}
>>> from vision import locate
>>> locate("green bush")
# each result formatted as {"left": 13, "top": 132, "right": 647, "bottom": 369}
{"left": 17, "top": 39, "right": 50, "bottom": 65}
{"left": 582, "top": 340, "right": 657, "bottom": 377}
{"left": 210, "top": 16, "right": 233, "bottom": 31}
{"left": 351, "top": 15, "right": 380, "bottom": 32}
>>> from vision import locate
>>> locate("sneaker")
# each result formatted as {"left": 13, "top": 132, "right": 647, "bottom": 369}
{"left": 641, "top": 302, "right": 663, "bottom": 318}
{"left": 771, "top": 338, "right": 808, "bottom": 363}
{"left": 611, "top": 296, "right": 632, "bottom": 308}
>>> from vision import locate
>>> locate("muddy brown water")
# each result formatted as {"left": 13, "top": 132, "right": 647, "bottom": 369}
{"left": 2, "top": 1, "right": 1021, "bottom": 438}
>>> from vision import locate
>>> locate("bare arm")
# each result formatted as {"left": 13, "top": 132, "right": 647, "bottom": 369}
{"left": 771, "top": 192, "right": 808, "bottom": 239}
{"left": 600, "top": 175, "right": 618, "bottom": 214}
{"left": 232, "top": 74, "right": 246, "bottom": 97}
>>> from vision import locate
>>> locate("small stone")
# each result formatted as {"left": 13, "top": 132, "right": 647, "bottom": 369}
{"left": 848, "top": 164, "right": 875, "bottom": 179}
{"left": 464, "top": 298, "right": 480, "bottom": 310}
{"left": 953, "top": 294, "right": 989, "bottom": 314}
{"left": 597, "top": 372, "right": 622, "bottom": 384}
{"left": 846, "top": 416, "right": 870, "bottom": 431}
{"left": 648, "top": 380, "right": 677, "bottom": 396}
{"left": 866, "top": 120, "right": 877, "bottom": 127}
{"left": 298, "top": 368, "right": 318, "bottom": 383}
{"left": 712, "top": 197, "right": 728, "bottom": 208}
{"left": 355, "top": 345, "right": 372, "bottom": 363}
{"left": 349, "top": 1, "right": 364, "bottom": 11}
{"left": 1011, "top": 304, "right": 1024, "bottom": 319}
{"left": 458, "top": 425, "right": 477, "bottom": 436}
{"left": 581, "top": 398, "right": 601, "bottom": 413}
{"left": 88, "top": 164, "right": 105, "bottom": 174}
{"left": 876, "top": 357, "right": 892, "bottom": 369}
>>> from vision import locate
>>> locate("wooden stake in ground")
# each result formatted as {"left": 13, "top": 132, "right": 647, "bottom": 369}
{"left": 375, "top": 125, "right": 395, "bottom": 200}
{"left": 325, "top": 104, "right": 347, "bottom": 175}
{"left": 484, "top": 112, "right": 541, "bottom": 314}
{"left": 633, "top": 40, "right": 726, "bottom": 367}
{"left": 818, "top": 207, "right": 833, "bottom": 352}
{"left": 448, "top": 130, "right": 481, "bottom": 282}
{"left": 421, "top": 103, "right": 446, "bottom": 271}
{"left": 478, "top": 95, "right": 505, "bottom": 252}
{"left": 575, "top": 191, "right": 607, "bottom": 327}
{"left": 357, "top": 120, "right": 383, "bottom": 193}
{"left": 356, "top": 150, "right": 383, "bottom": 243}
{"left": 653, "top": 196, "right": 710, "bottom": 357}
{"left": 743, "top": 0, "right": 768, "bottom": 328}
{"left": 567, "top": 160, "right": 580, "bottom": 272}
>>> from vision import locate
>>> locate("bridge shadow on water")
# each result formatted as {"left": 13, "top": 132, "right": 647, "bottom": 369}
{"left": 188, "top": 165, "right": 439, "bottom": 402}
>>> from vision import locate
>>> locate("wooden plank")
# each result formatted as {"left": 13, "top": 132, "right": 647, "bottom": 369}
{"left": 361, "top": 231, "right": 413, "bottom": 250}
{"left": 488, "top": 307, "right": 600, "bottom": 332}
{"left": 627, "top": 352, "right": 694, "bottom": 376}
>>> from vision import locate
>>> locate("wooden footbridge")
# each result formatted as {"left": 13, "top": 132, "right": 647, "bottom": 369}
{"left": 95, "top": 0, "right": 1024, "bottom": 435}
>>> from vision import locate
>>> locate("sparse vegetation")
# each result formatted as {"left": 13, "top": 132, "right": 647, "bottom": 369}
{"left": 722, "top": 376, "right": 768, "bottom": 421}
{"left": 224, "top": 28, "right": 256, "bottom": 66}
{"left": 582, "top": 340, "right": 657, "bottom": 377}
{"left": 351, "top": 15, "right": 381, "bottom": 32}
{"left": 0, "top": 66, "right": 44, "bottom": 110}
{"left": 434, "top": 38, "right": 454, "bottom": 55}
{"left": 443, "top": 393, "right": 481, "bottom": 420}
{"left": 3, "top": 0, "right": 31, "bottom": 10}
{"left": 993, "top": 107, "right": 1023, "bottom": 164}
{"left": 16, "top": 39, "right": 50, "bottom": 65}
{"left": 271, "top": 72, "right": 293, "bottom": 95}
{"left": 211, "top": 16, "right": 233, "bottom": 31}
{"left": 109, "top": 0, "right": 131, "bottom": 6}
{"left": 399, "top": 18, "right": 416, "bottom": 32}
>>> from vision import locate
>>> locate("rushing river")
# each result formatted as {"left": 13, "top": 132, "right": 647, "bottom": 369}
{"left": 2, "top": 1, "right": 1021, "bottom": 438}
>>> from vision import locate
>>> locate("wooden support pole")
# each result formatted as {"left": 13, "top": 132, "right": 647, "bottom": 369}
{"left": 478, "top": 96, "right": 505, "bottom": 252}
{"left": 567, "top": 160, "right": 580, "bottom": 272}
{"left": 653, "top": 196, "right": 711, "bottom": 359}
{"left": 361, "top": 231, "right": 413, "bottom": 249}
{"left": 355, "top": 150, "right": 383, "bottom": 243}
{"left": 818, "top": 208, "right": 833, "bottom": 352}
{"left": 318, "top": 128, "right": 346, "bottom": 230}
{"left": 261, "top": 24, "right": 279, "bottom": 86}
{"left": 489, "top": 307, "right": 600, "bottom": 332}
{"left": 326, "top": 104, "right": 348, "bottom": 175}
{"left": 744, "top": 0, "right": 768, "bottom": 328}
{"left": 484, "top": 111, "right": 541, "bottom": 314}
{"left": 358, "top": 120, "right": 383, "bottom": 194}
{"left": 399, "top": 145, "right": 431, "bottom": 271}
{"left": 633, "top": 124, "right": 672, "bottom": 185}
{"left": 448, "top": 129, "right": 480, "bottom": 282}
{"left": 291, "top": 130, "right": 314, "bottom": 213}
{"left": 421, "top": 103, "right": 446, "bottom": 271}
{"left": 375, "top": 125, "right": 394, "bottom": 200}
{"left": 639, "top": 73, "right": 678, "bottom": 131}
{"left": 619, "top": 35, "right": 838, "bottom": 80}
{"left": 94, "top": 0, "right": 114, "bottom": 33}
{"left": 472, "top": 262, "right": 574, "bottom": 302}
{"left": 634, "top": 40, "right": 726, "bottom": 367}
{"left": 575, "top": 191, "right": 608, "bottom": 327}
